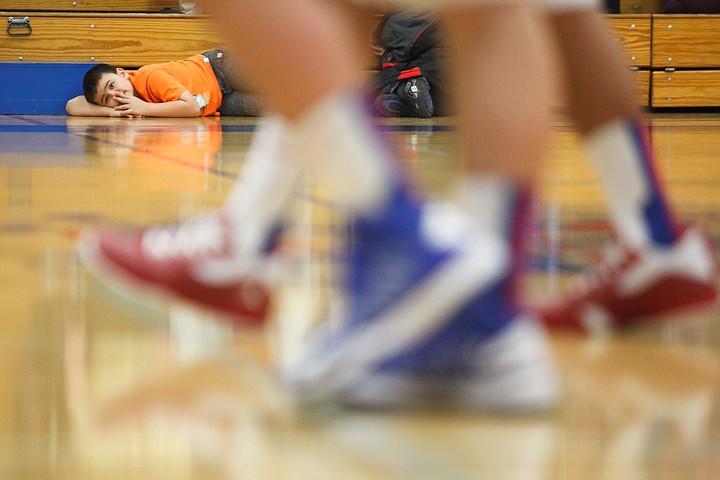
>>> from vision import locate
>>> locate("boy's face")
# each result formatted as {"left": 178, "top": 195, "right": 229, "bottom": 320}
{"left": 93, "top": 68, "right": 135, "bottom": 107}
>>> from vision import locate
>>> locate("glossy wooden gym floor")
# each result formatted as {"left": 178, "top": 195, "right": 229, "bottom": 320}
{"left": 1, "top": 112, "right": 719, "bottom": 479}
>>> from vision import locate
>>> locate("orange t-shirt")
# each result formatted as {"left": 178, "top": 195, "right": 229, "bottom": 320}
{"left": 128, "top": 54, "right": 222, "bottom": 116}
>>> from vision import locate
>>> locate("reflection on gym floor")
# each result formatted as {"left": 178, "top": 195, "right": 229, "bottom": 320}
{"left": 1, "top": 112, "right": 719, "bottom": 479}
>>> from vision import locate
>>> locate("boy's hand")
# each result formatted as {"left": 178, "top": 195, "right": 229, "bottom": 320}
{"left": 113, "top": 92, "right": 148, "bottom": 117}
{"left": 111, "top": 90, "right": 201, "bottom": 117}
{"left": 108, "top": 109, "right": 142, "bottom": 118}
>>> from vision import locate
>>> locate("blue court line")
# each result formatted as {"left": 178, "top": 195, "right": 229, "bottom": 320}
{"left": 377, "top": 124, "right": 453, "bottom": 132}
{"left": 0, "top": 121, "right": 454, "bottom": 133}
{"left": 0, "top": 125, "right": 70, "bottom": 133}
{"left": 1, "top": 114, "right": 53, "bottom": 125}
{"left": 0, "top": 115, "right": 240, "bottom": 177}
{"left": 0, "top": 115, "right": 455, "bottom": 177}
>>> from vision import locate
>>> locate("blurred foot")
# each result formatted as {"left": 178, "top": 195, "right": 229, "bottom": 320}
{"left": 288, "top": 199, "right": 558, "bottom": 411}
{"left": 538, "top": 226, "right": 718, "bottom": 334}
{"left": 77, "top": 211, "right": 275, "bottom": 327}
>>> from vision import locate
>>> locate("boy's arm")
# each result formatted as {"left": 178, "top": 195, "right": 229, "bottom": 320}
{"left": 66, "top": 95, "right": 123, "bottom": 116}
{"left": 113, "top": 90, "right": 201, "bottom": 117}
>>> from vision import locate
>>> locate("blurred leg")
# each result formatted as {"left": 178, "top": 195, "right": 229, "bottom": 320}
{"left": 443, "top": 4, "right": 555, "bottom": 183}
{"left": 538, "top": 7, "right": 718, "bottom": 332}
{"left": 203, "top": 0, "right": 368, "bottom": 120}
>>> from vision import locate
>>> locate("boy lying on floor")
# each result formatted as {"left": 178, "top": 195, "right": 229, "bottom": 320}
{"left": 66, "top": 49, "right": 264, "bottom": 117}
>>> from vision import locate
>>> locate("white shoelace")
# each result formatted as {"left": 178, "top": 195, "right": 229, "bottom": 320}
{"left": 142, "top": 214, "right": 226, "bottom": 261}
{"left": 566, "top": 242, "right": 631, "bottom": 297}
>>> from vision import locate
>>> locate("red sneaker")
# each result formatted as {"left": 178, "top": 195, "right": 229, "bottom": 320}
{"left": 537, "top": 227, "right": 718, "bottom": 334}
{"left": 76, "top": 212, "right": 275, "bottom": 327}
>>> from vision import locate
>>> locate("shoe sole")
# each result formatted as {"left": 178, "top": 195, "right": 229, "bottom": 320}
{"left": 339, "top": 318, "right": 559, "bottom": 412}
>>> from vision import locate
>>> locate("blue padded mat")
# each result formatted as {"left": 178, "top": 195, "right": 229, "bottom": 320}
{"left": 0, "top": 62, "right": 91, "bottom": 114}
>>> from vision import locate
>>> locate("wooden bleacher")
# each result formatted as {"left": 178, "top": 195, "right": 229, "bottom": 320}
{"left": 3, "top": 1, "right": 720, "bottom": 112}
{"left": 1, "top": 0, "right": 221, "bottom": 67}
{"left": 1, "top": 12, "right": 220, "bottom": 66}
{"left": 620, "top": 0, "right": 665, "bottom": 15}
{"left": 609, "top": 13, "right": 720, "bottom": 108}
{"left": 607, "top": 14, "right": 652, "bottom": 106}
{"left": 0, "top": 0, "right": 179, "bottom": 13}
{"left": 651, "top": 15, "right": 720, "bottom": 107}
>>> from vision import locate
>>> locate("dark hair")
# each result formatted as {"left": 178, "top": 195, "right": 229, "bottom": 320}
{"left": 83, "top": 64, "right": 117, "bottom": 104}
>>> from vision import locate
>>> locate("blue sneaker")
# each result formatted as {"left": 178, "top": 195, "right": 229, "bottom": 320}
{"left": 286, "top": 197, "right": 559, "bottom": 411}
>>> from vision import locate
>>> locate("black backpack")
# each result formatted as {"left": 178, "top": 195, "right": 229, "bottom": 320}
{"left": 370, "top": 11, "right": 447, "bottom": 115}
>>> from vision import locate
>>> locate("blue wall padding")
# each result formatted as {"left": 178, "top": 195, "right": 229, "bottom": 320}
{"left": 0, "top": 62, "right": 92, "bottom": 114}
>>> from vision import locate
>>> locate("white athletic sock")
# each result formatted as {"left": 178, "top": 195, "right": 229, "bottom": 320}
{"left": 453, "top": 174, "right": 527, "bottom": 284}
{"left": 585, "top": 118, "right": 676, "bottom": 249}
{"left": 223, "top": 116, "right": 302, "bottom": 255}
{"left": 455, "top": 174, "right": 520, "bottom": 238}
{"left": 285, "top": 90, "right": 393, "bottom": 216}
